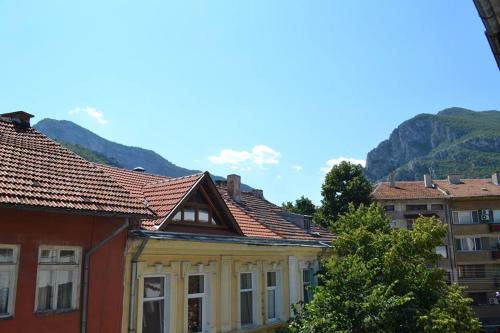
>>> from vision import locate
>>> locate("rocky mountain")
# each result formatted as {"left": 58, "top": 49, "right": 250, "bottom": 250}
{"left": 34, "top": 118, "right": 252, "bottom": 189}
{"left": 364, "top": 107, "right": 500, "bottom": 182}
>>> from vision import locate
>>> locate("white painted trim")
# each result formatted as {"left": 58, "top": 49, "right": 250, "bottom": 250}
{"left": 0, "top": 244, "right": 19, "bottom": 318}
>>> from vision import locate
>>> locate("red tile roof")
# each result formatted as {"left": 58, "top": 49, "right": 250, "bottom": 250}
{"left": 0, "top": 118, "right": 152, "bottom": 216}
{"left": 372, "top": 181, "right": 445, "bottom": 200}
{"left": 97, "top": 164, "right": 333, "bottom": 241}
{"left": 372, "top": 178, "right": 500, "bottom": 200}
{"left": 217, "top": 185, "right": 335, "bottom": 242}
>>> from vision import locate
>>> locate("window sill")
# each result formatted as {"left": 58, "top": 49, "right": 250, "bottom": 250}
{"left": 230, "top": 321, "right": 286, "bottom": 332}
{"left": 35, "top": 309, "right": 78, "bottom": 316}
{"left": 0, "top": 315, "right": 13, "bottom": 321}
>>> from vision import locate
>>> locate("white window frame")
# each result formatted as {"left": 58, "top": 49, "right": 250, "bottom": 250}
{"left": 34, "top": 245, "right": 81, "bottom": 312}
{"left": 141, "top": 274, "right": 170, "bottom": 333}
{"left": 265, "top": 271, "right": 280, "bottom": 322}
{"left": 186, "top": 274, "right": 207, "bottom": 333}
{"left": 0, "top": 244, "right": 20, "bottom": 318}
{"left": 238, "top": 271, "right": 256, "bottom": 328}
{"left": 454, "top": 211, "right": 475, "bottom": 224}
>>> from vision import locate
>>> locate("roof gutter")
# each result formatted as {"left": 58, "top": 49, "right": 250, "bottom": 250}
{"left": 81, "top": 217, "right": 129, "bottom": 333}
{"left": 128, "top": 238, "right": 149, "bottom": 333}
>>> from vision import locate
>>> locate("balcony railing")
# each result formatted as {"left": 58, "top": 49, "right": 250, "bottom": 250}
{"left": 492, "top": 250, "right": 500, "bottom": 260}
{"left": 490, "top": 224, "right": 500, "bottom": 232}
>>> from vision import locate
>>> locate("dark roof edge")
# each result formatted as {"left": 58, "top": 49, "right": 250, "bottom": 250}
{"left": 130, "top": 230, "right": 332, "bottom": 248}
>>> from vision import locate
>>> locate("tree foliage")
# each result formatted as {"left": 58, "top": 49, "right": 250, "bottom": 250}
{"left": 288, "top": 204, "right": 480, "bottom": 333}
{"left": 317, "top": 161, "right": 372, "bottom": 228}
{"left": 282, "top": 195, "right": 317, "bottom": 216}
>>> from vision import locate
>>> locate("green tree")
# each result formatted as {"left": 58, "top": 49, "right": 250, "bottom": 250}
{"left": 282, "top": 195, "right": 317, "bottom": 216}
{"left": 288, "top": 204, "right": 480, "bottom": 333}
{"left": 317, "top": 161, "right": 372, "bottom": 228}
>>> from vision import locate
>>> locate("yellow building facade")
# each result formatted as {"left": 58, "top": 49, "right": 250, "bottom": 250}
{"left": 122, "top": 236, "right": 328, "bottom": 333}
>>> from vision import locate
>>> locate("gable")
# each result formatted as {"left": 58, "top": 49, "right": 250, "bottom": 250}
{"left": 155, "top": 174, "right": 243, "bottom": 236}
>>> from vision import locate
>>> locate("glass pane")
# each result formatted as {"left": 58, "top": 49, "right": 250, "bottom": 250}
{"left": 435, "top": 246, "right": 447, "bottom": 258}
{"left": 188, "top": 275, "right": 204, "bottom": 294}
{"left": 40, "top": 249, "right": 57, "bottom": 264}
{"left": 143, "top": 300, "right": 164, "bottom": 333}
{"left": 303, "top": 285, "right": 312, "bottom": 303}
{"left": 144, "top": 277, "right": 164, "bottom": 299}
{"left": 465, "top": 238, "right": 475, "bottom": 251}
{"left": 57, "top": 270, "right": 73, "bottom": 309}
{"left": 267, "top": 289, "right": 276, "bottom": 319}
{"left": 188, "top": 297, "right": 203, "bottom": 332}
{"left": 240, "top": 290, "right": 253, "bottom": 325}
{"left": 267, "top": 272, "right": 276, "bottom": 287}
{"left": 0, "top": 271, "right": 10, "bottom": 315}
{"left": 198, "top": 209, "right": 209, "bottom": 223}
{"left": 495, "top": 210, "right": 500, "bottom": 223}
{"left": 59, "top": 250, "right": 77, "bottom": 264}
{"left": 184, "top": 208, "right": 195, "bottom": 222}
{"left": 458, "top": 212, "right": 472, "bottom": 224}
{"left": 0, "top": 249, "right": 14, "bottom": 263}
{"left": 303, "top": 269, "right": 311, "bottom": 283}
{"left": 240, "top": 273, "right": 252, "bottom": 290}
{"left": 211, "top": 217, "right": 217, "bottom": 225}
{"left": 37, "top": 270, "right": 55, "bottom": 311}
{"left": 173, "top": 211, "right": 182, "bottom": 221}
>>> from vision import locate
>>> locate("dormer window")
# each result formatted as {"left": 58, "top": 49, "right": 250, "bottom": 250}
{"left": 171, "top": 204, "right": 219, "bottom": 225}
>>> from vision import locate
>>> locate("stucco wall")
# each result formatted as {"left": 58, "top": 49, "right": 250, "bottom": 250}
{"left": 0, "top": 207, "right": 128, "bottom": 333}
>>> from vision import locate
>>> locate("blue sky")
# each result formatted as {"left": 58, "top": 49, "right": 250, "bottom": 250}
{"left": 0, "top": 1, "right": 499, "bottom": 205}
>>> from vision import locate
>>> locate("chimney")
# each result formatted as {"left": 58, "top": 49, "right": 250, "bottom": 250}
{"left": 251, "top": 189, "right": 264, "bottom": 199}
{"left": 448, "top": 174, "right": 461, "bottom": 185}
{"left": 227, "top": 174, "right": 241, "bottom": 202}
{"left": 388, "top": 172, "right": 396, "bottom": 188}
{"left": 423, "top": 174, "right": 433, "bottom": 188}
{"left": 493, "top": 172, "right": 500, "bottom": 186}
{"left": 1, "top": 111, "right": 34, "bottom": 127}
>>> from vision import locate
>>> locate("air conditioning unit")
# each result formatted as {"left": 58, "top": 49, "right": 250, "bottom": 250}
{"left": 480, "top": 210, "right": 490, "bottom": 221}
{"left": 488, "top": 297, "right": 499, "bottom": 305}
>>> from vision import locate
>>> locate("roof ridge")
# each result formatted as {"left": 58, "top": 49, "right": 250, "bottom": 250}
{"left": 142, "top": 172, "right": 206, "bottom": 188}
{"left": 94, "top": 163, "right": 172, "bottom": 179}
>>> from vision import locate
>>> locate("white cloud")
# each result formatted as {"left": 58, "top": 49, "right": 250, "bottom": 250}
{"left": 68, "top": 106, "right": 108, "bottom": 125}
{"left": 209, "top": 145, "right": 280, "bottom": 167}
{"left": 320, "top": 157, "right": 366, "bottom": 173}
{"left": 291, "top": 165, "right": 303, "bottom": 172}
{"left": 276, "top": 174, "right": 282, "bottom": 180}
{"left": 230, "top": 165, "right": 252, "bottom": 172}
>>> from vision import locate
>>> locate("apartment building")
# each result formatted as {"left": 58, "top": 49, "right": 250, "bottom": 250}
{"left": 372, "top": 173, "right": 500, "bottom": 331}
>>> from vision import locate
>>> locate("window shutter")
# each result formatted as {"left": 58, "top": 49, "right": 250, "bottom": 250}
{"left": 472, "top": 211, "right": 479, "bottom": 223}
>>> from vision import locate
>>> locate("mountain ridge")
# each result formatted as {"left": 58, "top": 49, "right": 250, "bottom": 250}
{"left": 364, "top": 107, "right": 500, "bottom": 182}
{"left": 34, "top": 118, "right": 252, "bottom": 190}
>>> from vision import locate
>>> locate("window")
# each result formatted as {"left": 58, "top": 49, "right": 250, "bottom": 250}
{"left": 435, "top": 245, "right": 448, "bottom": 258}
{"left": 0, "top": 245, "right": 19, "bottom": 318}
{"left": 456, "top": 238, "right": 482, "bottom": 251}
{"left": 171, "top": 205, "right": 219, "bottom": 225}
{"left": 143, "top": 276, "right": 168, "bottom": 333}
{"left": 35, "top": 246, "right": 80, "bottom": 312}
{"left": 469, "top": 292, "right": 488, "bottom": 306}
{"left": 240, "top": 272, "right": 254, "bottom": 326}
{"left": 494, "top": 210, "right": 500, "bottom": 224}
{"left": 266, "top": 272, "right": 278, "bottom": 321}
{"left": 458, "top": 265, "right": 486, "bottom": 279}
{"left": 431, "top": 204, "right": 444, "bottom": 211}
{"left": 453, "top": 211, "right": 479, "bottom": 224}
{"left": 302, "top": 268, "right": 314, "bottom": 304}
{"left": 187, "top": 275, "right": 206, "bottom": 333}
{"left": 383, "top": 205, "right": 395, "bottom": 212}
{"left": 406, "top": 204, "right": 428, "bottom": 211}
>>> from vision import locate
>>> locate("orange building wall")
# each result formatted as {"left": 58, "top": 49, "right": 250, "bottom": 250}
{"left": 0, "top": 207, "right": 127, "bottom": 333}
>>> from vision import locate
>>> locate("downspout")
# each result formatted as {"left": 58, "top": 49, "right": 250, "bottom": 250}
{"left": 81, "top": 217, "right": 130, "bottom": 333}
{"left": 128, "top": 238, "right": 149, "bottom": 333}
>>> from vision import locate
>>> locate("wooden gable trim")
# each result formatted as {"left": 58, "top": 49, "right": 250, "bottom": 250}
{"left": 157, "top": 172, "right": 243, "bottom": 236}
